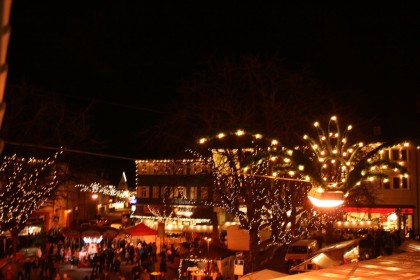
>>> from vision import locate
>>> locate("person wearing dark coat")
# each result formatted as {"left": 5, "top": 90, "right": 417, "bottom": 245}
{"left": 159, "top": 258, "right": 167, "bottom": 279}
{"left": 24, "top": 257, "right": 33, "bottom": 280}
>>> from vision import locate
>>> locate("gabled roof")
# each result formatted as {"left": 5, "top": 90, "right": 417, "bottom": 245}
{"left": 290, "top": 238, "right": 362, "bottom": 272}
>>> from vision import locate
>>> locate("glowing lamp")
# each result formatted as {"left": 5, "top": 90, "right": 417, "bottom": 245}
{"left": 308, "top": 187, "right": 345, "bottom": 208}
{"left": 83, "top": 235, "right": 103, "bottom": 244}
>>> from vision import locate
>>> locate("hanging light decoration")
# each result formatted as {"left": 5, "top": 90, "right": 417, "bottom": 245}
{"left": 308, "top": 187, "right": 345, "bottom": 208}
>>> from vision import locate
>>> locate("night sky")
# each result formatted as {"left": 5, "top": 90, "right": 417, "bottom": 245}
{"left": 5, "top": 2, "right": 420, "bottom": 159}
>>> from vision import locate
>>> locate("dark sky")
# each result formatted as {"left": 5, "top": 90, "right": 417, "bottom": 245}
{"left": 6, "top": 2, "right": 420, "bottom": 158}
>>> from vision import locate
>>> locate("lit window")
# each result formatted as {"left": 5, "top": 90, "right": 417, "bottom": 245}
{"left": 177, "top": 187, "right": 186, "bottom": 199}
{"left": 140, "top": 165, "right": 148, "bottom": 174}
{"left": 201, "top": 187, "right": 208, "bottom": 200}
{"left": 382, "top": 150, "right": 390, "bottom": 160}
{"left": 190, "top": 187, "right": 197, "bottom": 200}
{"left": 153, "top": 164, "right": 159, "bottom": 174}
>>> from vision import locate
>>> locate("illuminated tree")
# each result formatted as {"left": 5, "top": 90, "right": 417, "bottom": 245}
{"left": 240, "top": 116, "right": 409, "bottom": 251}
{"left": 192, "top": 131, "right": 325, "bottom": 273}
{"left": 0, "top": 151, "right": 65, "bottom": 253}
{"left": 193, "top": 116, "right": 408, "bottom": 272}
{"left": 242, "top": 116, "right": 408, "bottom": 203}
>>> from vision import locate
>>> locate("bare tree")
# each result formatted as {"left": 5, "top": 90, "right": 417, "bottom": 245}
{"left": 139, "top": 55, "right": 370, "bottom": 157}
{"left": 1, "top": 83, "right": 104, "bottom": 163}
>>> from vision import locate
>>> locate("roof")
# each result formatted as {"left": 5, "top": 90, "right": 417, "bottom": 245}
{"left": 124, "top": 223, "right": 157, "bottom": 236}
{"left": 308, "top": 238, "right": 362, "bottom": 258}
{"left": 289, "top": 239, "right": 318, "bottom": 246}
{"left": 274, "top": 251, "right": 420, "bottom": 280}
{"left": 239, "top": 269, "right": 288, "bottom": 279}
{"left": 289, "top": 238, "right": 362, "bottom": 272}
{"left": 275, "top": 240, "right": 420, "bottom": 280}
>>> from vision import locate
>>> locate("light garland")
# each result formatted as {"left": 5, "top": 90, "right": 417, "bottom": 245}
{"left": 130, "top": 214, "right": 210, "bottom": 224}
{"left": 75, "top": 182, "right": 135, "bottom": 198}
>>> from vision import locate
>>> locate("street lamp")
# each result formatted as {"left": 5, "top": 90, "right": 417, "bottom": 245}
{"left": 308, "top": 187, "right": 345, "bottom": 208}
{"left": 204, "top": 236, "right": 211, "bottom": 254}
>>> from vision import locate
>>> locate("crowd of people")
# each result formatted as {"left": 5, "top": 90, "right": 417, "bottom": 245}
{"left": 2, "top": 239, "right": 179, "bottom": 280}
{"left": 77, "top": 239, "right": 176, "bottom": 280}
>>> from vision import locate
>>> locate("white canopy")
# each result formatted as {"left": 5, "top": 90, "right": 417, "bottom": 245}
{"left": 239, "top": 269, "right": 288, "bottom": 279}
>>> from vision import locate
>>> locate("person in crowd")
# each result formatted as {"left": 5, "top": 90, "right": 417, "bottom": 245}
{"left": 24, "top": 257, "right": 33, "bottom": 280}
{"left": 208, "top": 263, "right": 219, "bottom": 280}
{"left": 147, "top": 256, "right": 155, "bottom": 273}
{"left": 90, "top": 270, "right": 99, "bottom": 280}
{"left": 5, "top": 265, "right": 12, "bottom": 280}
{"left": 127, "top": 245, "right": 135, "bottom": 265}
{"left": 101, "top": 269, "right": 111, "bottom": 280}
{"left": 151, "top": 242, "right": 157, "bottom": 262}
{"left": 139, "top": 267, "right": 150, "bottom": 280}
{"left": 132, "top": 263, "right": 142, "bottom": 280}
{"left": 159, "top": 258, "right": 167, "bottom": 280}
{"left": 16, "top": 259, "right": 24, "bottom": 280}
{"left": 91, "top": 253, "right": 100, "bottom": 273}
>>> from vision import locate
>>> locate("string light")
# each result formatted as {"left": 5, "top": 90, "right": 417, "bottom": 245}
{"left": 0, "top": 150, "right": 63, "bottom": 232}
{"left": 75, "top": 182, "right": 135, "bottom": 198}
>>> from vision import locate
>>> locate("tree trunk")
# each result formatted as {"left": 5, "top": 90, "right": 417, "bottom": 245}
{"left": 211, "top": 212, "right": 222, "bottom": 246}
{"left": 248, "top": 224, "right": 260, "bottom": 273}
{"left": 11, "top": 227, "right": 19, "bottom": 259}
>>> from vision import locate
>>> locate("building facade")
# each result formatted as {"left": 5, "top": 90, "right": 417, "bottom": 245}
{"left": 132, "top": 142, "right": 420, "bottom": 240}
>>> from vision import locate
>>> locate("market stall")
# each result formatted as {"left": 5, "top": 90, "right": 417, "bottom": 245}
{"left": 178, "top": 242, "right": 235, "bottom": 280}
{"left": 123, "top": 222, "right": 157, "bottom": 245}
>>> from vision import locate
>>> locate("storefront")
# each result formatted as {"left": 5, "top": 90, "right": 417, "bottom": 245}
{"left": 340, "top": 206, "right": 414, "bottom": 234}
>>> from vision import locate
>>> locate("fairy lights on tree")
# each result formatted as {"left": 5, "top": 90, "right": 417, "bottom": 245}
{"left": 0, "top": 150, "right": 65, "bottom": 253}
{"left": 193, "top": 117, "right": 408, "bottom": 273}
{"left": 192, "top": 130, "right": 324, "bottom": 273}
{"left": 242, "top": 116, "right": 408, "bottom": 205}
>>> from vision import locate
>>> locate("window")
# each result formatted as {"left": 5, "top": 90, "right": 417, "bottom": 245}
{"left": 138, "top": 186, "right": 149, "bottom": 198}
{"left": 161, "top": 186, "right": 176, "bottom": 199}
{"left": 392, "top": 177, "right": 400, "bottom": 189}
{"left": 167, "top": 187, "right": 176, "bottom": 199}
{"left": 176, "top": 186, "right": 186, "bottom": 199}
{"left": 401, "top": 149, "right": 408, "bottom": 161}
{"left": 402, "top": 177, "right": 408, "bottom": 189}
{"left": 190, "top": 187, "right": 197, "bottom": 200}
{"left": 391, "top": 149, "right": 399, "bottom": 161}
{"left": 382, "top": 150, "right": 390, "bottom": 160}
{"left": 201, "top": 187, "right": 208, "bottom": 200}
{"left": 140, "top": 164, "right": 149, "bottom": 174}
{"left": 383, "top": 180, "right": 391, "bottom": 189}
{"left": 152, "top": 186, "right": 160, "bottom": 198}
{"left": 161, "top": 187, "right": 169, "bottom": 198}
{"left": 174, "top": 166, "right": 185, "bottom": 175}
{"left": 165, "top": 165, "right": 173, "bottom": 175}
{"left": 190, "top": 163, "right": 202, "bottom": 175}
{"left": 153, "top": 164, "right": 160, "bottom": 174}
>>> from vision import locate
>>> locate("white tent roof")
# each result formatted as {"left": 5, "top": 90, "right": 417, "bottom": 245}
{"left": 271, "top": 251, "right": 420, "bottom": 280}
{"left": 239, "top": 269, "right": 288, "bottom": 279}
